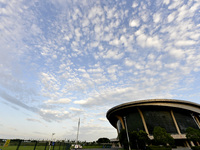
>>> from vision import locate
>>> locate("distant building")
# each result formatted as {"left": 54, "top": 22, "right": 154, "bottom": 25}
{"left": 106, "top": 99, "right": 200, "bottom": 148}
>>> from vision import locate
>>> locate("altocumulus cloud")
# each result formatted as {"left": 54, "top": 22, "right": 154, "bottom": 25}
{"left": 0, "top": 0, "right": 200, "bottom": 141}
{"left": 44, "top": 98, "right": 72, "bottom": 104}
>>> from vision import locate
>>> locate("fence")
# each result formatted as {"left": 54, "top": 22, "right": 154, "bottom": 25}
{"left": 0, "top": 139, "right": 71, "bottom": 150}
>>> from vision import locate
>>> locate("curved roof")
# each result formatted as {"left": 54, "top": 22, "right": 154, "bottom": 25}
{"left": 107, "top": 99, "right": 200, "bottom": 124}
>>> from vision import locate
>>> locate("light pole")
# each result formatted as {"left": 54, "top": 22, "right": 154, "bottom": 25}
{"left": 49, "top": 133, "right": 55, "bottom": 150}
{"left": 124, "top": 116, "right": 131, "bottom": 150}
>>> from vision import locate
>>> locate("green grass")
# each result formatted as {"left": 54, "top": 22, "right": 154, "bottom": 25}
{"left": 82, "top": 145, "right": 102, "bottom": 149}
{"left": 0, "top": 145, "right": 65, "bottom": 150}
{"left": 0, "top": 146, "right": 17, "bottom": 150}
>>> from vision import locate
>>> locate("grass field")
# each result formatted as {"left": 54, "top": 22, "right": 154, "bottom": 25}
{"left": 82, "top": 145, "right": 102, "bottom": 149}
{"left": 0, "top": 145, "right": 103, "bottom": 150}
{"left": 0, "top": 145, "right": 67, "bottom": 150}
{"left": 0, "top": 140, "right": 71, "bottom": 150}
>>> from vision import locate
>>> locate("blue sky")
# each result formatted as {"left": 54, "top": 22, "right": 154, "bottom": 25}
{"left": 0, "top": 0, "right": 200, "bottom": 141}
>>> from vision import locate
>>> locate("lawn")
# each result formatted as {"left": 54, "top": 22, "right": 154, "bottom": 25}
{"left": 0, "top": 145, "right": 65, "bottom": 150}
{"left": 82, "top": 145, "right": 102, "bottom": 149}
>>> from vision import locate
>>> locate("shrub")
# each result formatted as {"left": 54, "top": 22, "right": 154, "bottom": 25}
{"left": 118, "top": 129, "right": 150, "bottom": 150}
{"left": 186, "top": 127, "right": 200, "bottom": 143}
{"left": 147, "top": 145, "right": 172, "bottom": 150}
{"left": 191, "top": 146, "right": 200, "bottom": 150}
{"left": 153, "top": 126, "right": 174, "bottom": 146}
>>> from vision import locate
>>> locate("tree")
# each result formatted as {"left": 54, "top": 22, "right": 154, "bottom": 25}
{"left": 153, "top": 126, "right": 174, "bottom": 146}
{"left": 96, "top": 138, "right": 110, "bottom": 144}
{"left": 118, "top": 129, "right": 129, "bottom": 150}
{"left": 119, "top": 129, "right": 150, "bottom": 150}
{"left": 137, "top": 130, "right": 151, "bottom": 148}
{"left": 129, "top": 131, "right": 138, "bottom": 149}
{"left": 186, "top": 127, "right": 200, "bottom": 143}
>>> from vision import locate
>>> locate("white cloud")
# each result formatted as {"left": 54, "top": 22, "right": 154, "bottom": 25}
{"left": 40, "top": 72, "right": 60, "bottom": 92}
{"left": 109, "top": 38, "right": 120, "bottom": 46}
{"left": 190, "top": 2, "right": 200, "bottom": 13}
{"left": 169, "top": 48, "right": 185, "bottom": 60}
{"left": 44, "top": 98, "right": 71, "bottom": 104}
{"left": 88, "top": 6, "right": 103, "bottom": 19}
{"left": 167, "top": 12, "right": 176, "bottom": 23}
{"left": 136, "top": 33, "right": 147, "bottom": 48}
{"left": 146, "top": 36, "right": 162, "bottom": 48}
{"left": 63, "top": 35, "right": 70, "bottom": 41}
{"left": 41, "top": 109, "right": 69, "bottom": 115}
{"left": 88, "top": 68, "right": 103, "bottom": 73}
{"left": 175, "top": 40, "right": 196, "bottom": 47}
{"left": 40, "top": 109, "right": 70, "bottom": 121}
{"left": 124, "top": 58, "right": 134, "bottom": 67}
{"left": 168, "top": 0, "right": 182, "bottom": 9}
{"left": 139, "top": 11, "right": 149, "bottom": 22}
{"left": 120, "top": 35, "right": 128, "bottom": 47}
{"left": 136, "top": 33, "right": 162, "bottom": 49}
{"left": 69, "top": 107, "right": 84, "bottom": 112}
{"left": 190, "top": 33, "right": 200, "bottom": 40}
{"left": 107, "top": 65, "right": 117, "bottom": 74}
{"left": 74, "top": 99, "right": 88, "bottom": 105}
{"left": 153, "top": 13, "right": 161, "bottom": 23}
{"left": 105, "top": 6, "right": 116, "bottom": 19}
{"left": 82, "top": 18, "right": 90, "bottom": 27}
{"left": 52, "top": 55, "right": 57, "bottom": 59}
{"left": 78, "top": 68, "right": 86, "bottom": 73}
{"left": 75, "top": 28, "right": 82, "bottom": 38}
{"left": 82, "top": 73, "right": 90, "bottom": 79}
{"left": 129, "top": 19, "right": 140, "bottom": 27}
{"left": 165, "top": 62, "right": 180, "bottom": 69}
{"left": 31, "top": 24, "right": 42, "bottom": 35}
{"left": 147, "top": 54, "right": 156, "bottom": 60}
{"left": 163, "top": 0, "right": 170, "bottom": 5}
{"left": 132, "top": 2, "right": 138, "bottom": 8}
{"left": 99, "top": 118, "right": 107, "bottom": 121}
{"left": 1, "top": 0, "right": 200, "bottom": 142}
{"left": 103, "top": 50, "right": 124, "bottom": 60}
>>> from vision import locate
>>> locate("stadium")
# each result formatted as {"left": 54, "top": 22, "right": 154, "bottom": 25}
{"left": 106, "top": 99, "right": 200, "bottom": 148}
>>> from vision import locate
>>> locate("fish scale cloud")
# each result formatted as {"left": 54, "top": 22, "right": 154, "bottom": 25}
{"left": 0, "top": 0, "right": 200, "bottom": 124}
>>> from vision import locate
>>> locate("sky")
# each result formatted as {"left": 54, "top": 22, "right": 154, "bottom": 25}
{"left": 0, "top": 0, "right": 200, "bottom": 142}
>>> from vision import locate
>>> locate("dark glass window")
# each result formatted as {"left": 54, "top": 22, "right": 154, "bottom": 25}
{"left": 142, "top": 107, "right": 177, "bottom": 134}
{"left": 173, "top": 109, "right": 199, "bottom": 133}
{"left": 125, "top": 109, "right": 144, "bottom": 132}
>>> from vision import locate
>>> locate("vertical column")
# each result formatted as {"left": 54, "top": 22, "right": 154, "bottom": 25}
{"left": 185, "top": 141, "right": 191, "bottom": 148}
{"left": 190, "top": 141, "right": 195, "bottom": 147}
{"left": 137, "top": 108, "right": 149, "bottom": 135}
{"left": 170, "top": 110, "right": 181, "bottom": 134}
{"left": 116, "top": 115, "right": 125, "bottom": 129}
{"left": 193, "top": 115, "right": 200, "bottom": 129}
{"left": 115, "top": 116, "right": 126, "bottom": 148}
{"left": 197, "top": 142, "right": 200, "bottom": 146}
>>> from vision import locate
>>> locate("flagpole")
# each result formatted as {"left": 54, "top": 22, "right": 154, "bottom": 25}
{"left": 49, "top": 133, "right": 55, "bottom": 150}
{"left": 76, "top": 118, "right": 80, "bottom": 144}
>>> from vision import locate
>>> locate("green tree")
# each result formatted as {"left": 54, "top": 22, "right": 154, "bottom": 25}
{"left": 96, "top": 138, "right": 110, "bottom": 144}
{"left": 118, "top": 129, "right": 129, "bottom": 150}
{"left": 153, "top": 126, "right": 174, "bottom": 146}
{"left": 129, "top": 131, "right": 138, "bottom": 149}
{"left": 137, "top": 130, "right": 151, "bottom": 148}
{"left": 119, "top": 129, "right": 150, "bottom": 150}
{"left": 186, "top": 127, "right": 200, "bottom": 143}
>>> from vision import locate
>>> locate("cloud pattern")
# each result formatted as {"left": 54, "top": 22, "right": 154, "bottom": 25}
{"left": 0, "top": 0, "right": 200, "bottom": 140}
